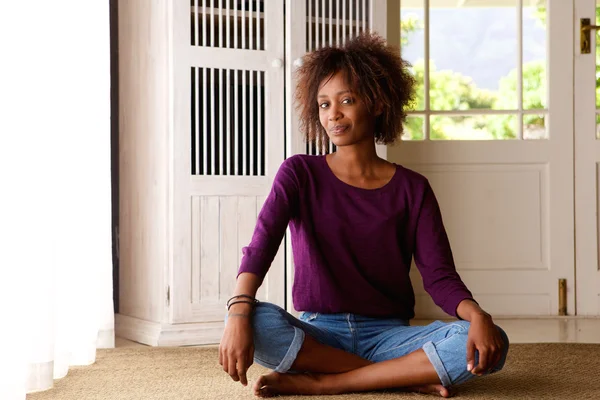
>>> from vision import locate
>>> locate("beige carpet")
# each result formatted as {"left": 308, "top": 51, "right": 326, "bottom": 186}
{"left": 27, "top": 344, "right": 599, "bottom": 400}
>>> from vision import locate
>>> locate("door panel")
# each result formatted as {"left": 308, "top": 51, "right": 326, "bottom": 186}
{"left": 395, "top": 0, "right": 575, "bottom": 318}
{"left": 172, "top": 0, "right": 285, "bottom": 323}
{"left": 575, "top": 0, "right": 600, "bottom": 316}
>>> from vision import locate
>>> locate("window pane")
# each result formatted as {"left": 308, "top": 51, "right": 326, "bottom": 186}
{"left": 401, "top": 1, "right": 425, "bottom": 112}
{"left": 596, "top": 113, "right": 600, "bottom": 140}
{"left": 523, "top": 114, "right": 547, "bottom": 140}
{"left": 521, "top": 2, "right": 547, "bottom": 111}
{"left": 429, "top": 2, "right": 517, "bottom": 111}
{"left": 430, "top": 114, "right": 517, "bottom": 141}
{"left": 402, "top": 115, "right": 424, "bottom": 141}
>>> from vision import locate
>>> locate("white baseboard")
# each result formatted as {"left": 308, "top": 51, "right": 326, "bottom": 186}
{"left": 115, "top": 314, "right": 224, "bottom": 346}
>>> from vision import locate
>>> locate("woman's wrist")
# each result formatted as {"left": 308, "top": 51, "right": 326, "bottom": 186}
{"left": 471, "top": 310, "right": 492, "bottom": 322}
{"left": 227, "top": 312, "right": 251, "bottom": 319}
{"left": 227, "top": 302, "right": 254, "bottom": 318}
{"left": 457, "top": 298, "right": 491, "bottom": 322}
{"left": 228, "top": 302, "right": 253, "bottom": 311}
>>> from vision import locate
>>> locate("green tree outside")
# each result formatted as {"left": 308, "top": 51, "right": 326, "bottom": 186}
{"left": 401, "top": 7, "right": 600, "bottom": 140}
{"left": 405, "top": 59, "right": 498, "bottom": 139}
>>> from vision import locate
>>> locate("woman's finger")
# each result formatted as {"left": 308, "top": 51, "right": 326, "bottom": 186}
{"left": 490, "top": 345, "right": 503, "bottom": 371}
{"left": 237, "top": 355, "right": 248, "bottom": 386}
{"left": 228, "top": 355, "right": 240, "bottom": 382}
{"left": 472, "top": 347, "right": 488, "bottom": 375}
{"left": 466, "top": 338, "right": 476, "bottom": 373}
{"left": 221, "top": 351, "right": 229, "bottom": 373}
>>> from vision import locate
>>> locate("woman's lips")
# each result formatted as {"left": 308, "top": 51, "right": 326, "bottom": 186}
{"left": 330, "top": 125, "right": 348, "bottom": 135}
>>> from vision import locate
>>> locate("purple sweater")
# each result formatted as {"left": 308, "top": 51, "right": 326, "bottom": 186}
{"left": 238, "top": 154, "right": 473, "bottom": 319}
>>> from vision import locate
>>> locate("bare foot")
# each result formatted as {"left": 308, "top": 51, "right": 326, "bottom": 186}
{"left": 406, "top": 383, "right": 452, "bottom": 398}
{"left": 252, "top": 372, "right": 451, "bottom": 398}
{"left": 252, "top": 371, "right": 329, "bottom": 397}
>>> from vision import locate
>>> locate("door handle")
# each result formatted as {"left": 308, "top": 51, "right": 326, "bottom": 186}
{"left": 581, "top": 18, "right": 600, "bottom": 54}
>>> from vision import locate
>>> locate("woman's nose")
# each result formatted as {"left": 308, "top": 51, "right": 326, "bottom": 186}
{"left": 328, "top": 105, "right": 342, "bottom": 121}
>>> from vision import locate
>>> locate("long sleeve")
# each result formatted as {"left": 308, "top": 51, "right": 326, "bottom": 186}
{"left": 413, "top": 180, "right": 474, "bottom": 317}
{"left": 237, "top": 157, "right": 301, "bottom": 282}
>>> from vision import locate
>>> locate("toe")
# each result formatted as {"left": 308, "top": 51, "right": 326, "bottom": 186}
{"left": 252, "top": 377, "right": 265, "bottom": 396}
{"left": 440, "top": 386, "right": 452, "bottom": 398}
{"left": 256, "top": 386, "right": 274, "bottom": 398}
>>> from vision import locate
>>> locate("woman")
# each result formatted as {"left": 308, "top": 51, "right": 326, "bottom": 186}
{"left": 219, "top": 33, "right": 509, "bottom": 398}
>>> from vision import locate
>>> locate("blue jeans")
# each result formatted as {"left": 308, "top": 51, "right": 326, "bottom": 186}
{"left": 248, "top": 302, "right": 509, "bottom": 388}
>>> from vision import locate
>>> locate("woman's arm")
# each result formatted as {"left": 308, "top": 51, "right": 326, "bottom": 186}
{"left": 219, "top": 273, "right": 261, "bottom": 386}
{"left": 412, "top": 181, "right": 474, "bottom": 317}
{"left": 220, "top": 157, "right": 302, "bottom": 386}
{"left": 227, "top": 272, "right": 262, "bottom": 316}
{"left": 413, "top": 181, "right": 505, "bottom": 375}
{"left": 237, "top": 157, "right": 301, "bottom": 281}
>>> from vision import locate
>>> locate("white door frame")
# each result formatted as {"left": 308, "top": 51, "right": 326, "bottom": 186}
{"left": 574, "top": 0, "right": 600, "bottom": 316}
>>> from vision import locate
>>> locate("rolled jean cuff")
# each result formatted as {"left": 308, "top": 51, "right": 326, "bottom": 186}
{"left": 423, "top": 341, "right": 452, "bottom": 387}
{"left": 273, "top": 326, "right": 305, "bottom": 373}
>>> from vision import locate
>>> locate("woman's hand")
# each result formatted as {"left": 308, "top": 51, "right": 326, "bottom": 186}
{"left": 466, "top": 312, "right": 504, "bottom": 376}
{"left": 218, "top": 308, "right": 255, "bottom": 386}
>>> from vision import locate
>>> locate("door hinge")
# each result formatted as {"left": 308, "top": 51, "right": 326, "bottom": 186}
{"left": 166, "top": 286, "right": 171, "bottom": 307}
{"left": 558, "top": 279, "right": 567, "bottom": 316}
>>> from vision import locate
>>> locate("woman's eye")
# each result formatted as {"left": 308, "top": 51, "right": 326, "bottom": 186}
{"left": 342, "top": 98, "right": 352, "bottom": 104}
{"left": 319, "top": 102, "right": 329, "bottom": 108}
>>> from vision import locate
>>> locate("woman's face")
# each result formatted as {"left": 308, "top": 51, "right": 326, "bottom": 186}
{"left": 317, "top": 72, "right": 378, "bottom": 148}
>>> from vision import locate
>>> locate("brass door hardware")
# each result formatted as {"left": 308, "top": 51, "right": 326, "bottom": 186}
{"left": 581, "top": 18, "right": 600, "bottom": 54}
{"left": 558, "top": 279, "right": 567, "bottom": 316}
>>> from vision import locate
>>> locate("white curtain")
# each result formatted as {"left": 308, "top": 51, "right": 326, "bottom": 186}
{"left": 0, "top": 1, "right": 114, "bottom": 399}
